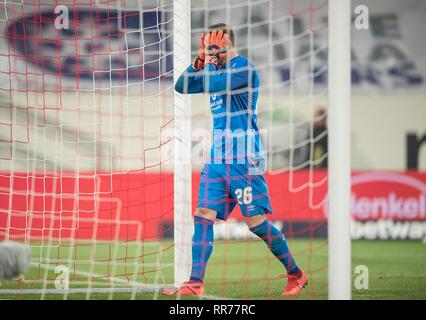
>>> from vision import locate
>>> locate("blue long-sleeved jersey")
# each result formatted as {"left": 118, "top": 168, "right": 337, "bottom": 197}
{"left": 175, "top": 55, "right": 264, "bottom": 164}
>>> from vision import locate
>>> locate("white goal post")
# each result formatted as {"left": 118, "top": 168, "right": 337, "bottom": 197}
{"left": 328, "top": 0, "right": 352, "bottom": 300}
{"left": 173, "top": 0, "right": 193, "bottom": 287}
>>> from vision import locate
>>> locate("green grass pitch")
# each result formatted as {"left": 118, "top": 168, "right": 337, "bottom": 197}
{"left": 0, "top": 240, "right": 425, "bottom": 300}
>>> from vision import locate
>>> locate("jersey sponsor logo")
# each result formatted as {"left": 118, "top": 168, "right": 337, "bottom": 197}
{"left": 210, "top": 94, "right": 223, "bottom": 110}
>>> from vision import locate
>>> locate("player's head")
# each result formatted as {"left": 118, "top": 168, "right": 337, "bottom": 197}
{"left": 208, "top": 23, "right": 235, "bottom": 47}
{"left": 207, "top": 23, "right": 236, "bottom": 65}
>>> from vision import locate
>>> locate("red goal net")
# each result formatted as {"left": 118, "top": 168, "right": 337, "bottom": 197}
{"left": 0, "top": 0, "right": 328, "bottom": 299}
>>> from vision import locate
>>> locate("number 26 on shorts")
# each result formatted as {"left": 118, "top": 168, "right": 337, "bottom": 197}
{"left": 235, "top": 187, "right": 253, "bottom": 205}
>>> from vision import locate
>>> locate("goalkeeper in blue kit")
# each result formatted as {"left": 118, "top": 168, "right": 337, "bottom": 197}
{"left": 163, "top": 24, "right": 307, "bottom": 297}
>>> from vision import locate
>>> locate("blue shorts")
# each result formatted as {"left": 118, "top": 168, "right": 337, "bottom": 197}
{"left": 197, "top": 160, "right": 273, "bottom": 221}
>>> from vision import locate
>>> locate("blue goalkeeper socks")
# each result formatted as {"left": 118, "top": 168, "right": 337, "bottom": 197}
{"left": 190, "top": 216, "right": 214, "bottom": 282}
{"left": 250, "top": 219, "right": 300, "bottom": 274}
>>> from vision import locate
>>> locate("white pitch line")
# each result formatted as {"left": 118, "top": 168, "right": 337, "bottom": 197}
{"left": 0, "top": 262, "right": 233, "bottom": 300}
{"left": 0, "top": 287, "right": 167, "bottom": 295}
{"left": 0, "top": 261, "right": 172, "bottom": 295}
{"left": 33, "top": 262, "right": 165, "bottom": 288}
{"left": 0, "top": 287, "right": 234, "bottom": 300}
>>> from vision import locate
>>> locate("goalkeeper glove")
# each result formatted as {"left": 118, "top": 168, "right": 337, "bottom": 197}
{"left": 192, "top": 33, "right": 206, "bottom": 70}
{"left": 204, "top": 30, "right": 230, "bottom": 69}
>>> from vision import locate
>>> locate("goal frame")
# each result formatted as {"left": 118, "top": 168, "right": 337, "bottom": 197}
{"left": 0, "top": 0, "right": 352, "bottom": 299}
{"left": 172, "top": 0, "right": 353, "bottom": 299}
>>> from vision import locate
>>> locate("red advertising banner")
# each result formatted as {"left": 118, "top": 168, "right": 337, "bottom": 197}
{"left": 1, "top": 171, "right": 425, "bottom": 240}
